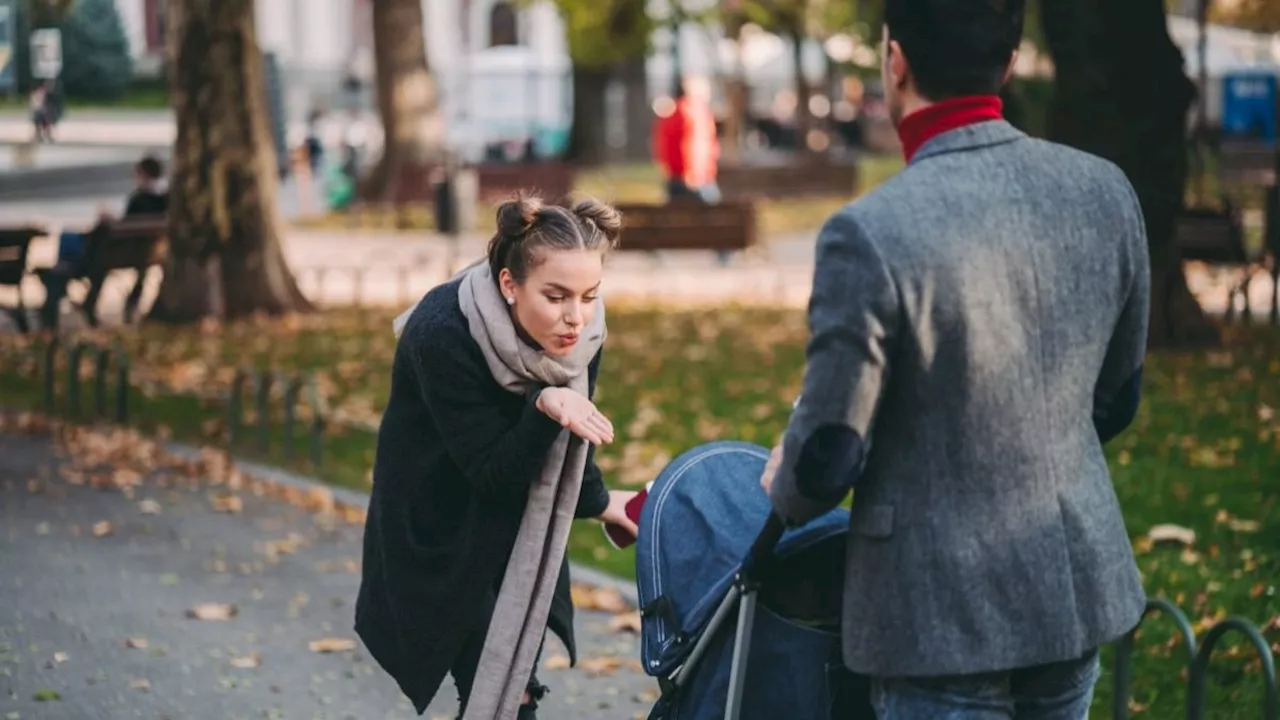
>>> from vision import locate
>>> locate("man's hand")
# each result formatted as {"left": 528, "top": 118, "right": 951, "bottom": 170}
{"left": 759, "top": 444, "right": 783, "bottom": 497}
{"left": 596, "top": 490, "right": 639, "bottom": 540}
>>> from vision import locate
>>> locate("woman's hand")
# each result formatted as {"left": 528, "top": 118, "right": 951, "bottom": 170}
{"left": 597, "top": 490, "right": 639, "bottom": 540}
{"left": 536, "top": 387, "right": 615, "bottom": 445}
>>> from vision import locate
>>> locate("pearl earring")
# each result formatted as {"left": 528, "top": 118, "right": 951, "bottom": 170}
{"left": 506, "top": 296, "right": 514, "bottom": 306}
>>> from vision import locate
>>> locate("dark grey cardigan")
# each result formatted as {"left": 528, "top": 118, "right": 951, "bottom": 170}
{"left": 355, "top": 279, "right": 609, "bottom": 714}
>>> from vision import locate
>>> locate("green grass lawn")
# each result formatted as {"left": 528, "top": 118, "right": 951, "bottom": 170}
{"left": 0, "top": 86, "right": 171, "bottom": 111}
{"left": 1, "top": 308, "right": 1276, "bottom": 717}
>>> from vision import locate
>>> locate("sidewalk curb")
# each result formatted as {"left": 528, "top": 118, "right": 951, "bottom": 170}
{"left": 162, "top": 442, "right": 641, "bottom": 609}
{"left": 0, "top": 155, "right": 169, "bottom": 201}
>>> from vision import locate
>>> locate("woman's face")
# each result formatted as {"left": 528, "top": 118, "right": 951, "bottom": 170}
{"left": 499, "top": 247, "right": 604, "bottom": 357}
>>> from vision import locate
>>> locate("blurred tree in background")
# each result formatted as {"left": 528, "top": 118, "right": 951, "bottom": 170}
{"left": 150, "top": 0, "right": 311, "bottom": 323}
{"left": 552, "top": 0, "right": 652, "bottom": 165}
{"left": 361, "top": 0, "right": 444, "bottom": 201}
{"left": 1041, "top": 0, "right": 1213, "bottom": 347}
{"left": 1210, "top": 0, "right": 1280, "bottom": 33}
{"left": 60, "top": 0, "right": 133, "bottom": 101}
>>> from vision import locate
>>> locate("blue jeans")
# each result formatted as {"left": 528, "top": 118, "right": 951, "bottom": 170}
{"left": 869, "top": 649, "right": 1100, "bottom": 720}
{"left": 666, "top": 179, "right": 731, "bottom": 265}
{"left": 666, "top": 179, "right": 721, "bottom": 205}
{"left": 58, "top": 231, "right": 87, "bottom": 270}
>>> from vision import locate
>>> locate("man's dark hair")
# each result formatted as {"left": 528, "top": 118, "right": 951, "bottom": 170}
{"left": 884, "top": 0, "right": 1026, "bottom": 100}
{"left": 136, "top": 156, "right": 164, "bottom": 180}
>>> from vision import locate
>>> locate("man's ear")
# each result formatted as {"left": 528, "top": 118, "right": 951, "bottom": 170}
{"left": 887, "top": 39, "right": 910, "bottom": 91}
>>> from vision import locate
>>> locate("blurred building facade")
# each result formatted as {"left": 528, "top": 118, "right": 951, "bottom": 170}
{"left": 110, "top": 0, "right": 1280, "bottom": 158}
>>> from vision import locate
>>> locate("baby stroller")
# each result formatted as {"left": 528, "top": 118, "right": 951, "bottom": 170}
{"left": 636, "top": 441, "right": 875, "bottom": 719}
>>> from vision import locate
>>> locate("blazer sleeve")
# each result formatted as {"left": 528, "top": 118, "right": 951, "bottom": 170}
{"left": 1093, "top": 181, "right": 1151, "bottom": 444}
{"left": 769, "top": 211, "right": 900, "bottom": 526}
{"left": 575, "top": 349, "right": 611, "bottom": 519}
{"left": 411, "top": 326, "right": 566, "bottom": 503}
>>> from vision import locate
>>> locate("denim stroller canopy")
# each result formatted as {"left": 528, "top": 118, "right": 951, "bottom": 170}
{"left": 635, "top": 441, "right": 850, "bottom": 679}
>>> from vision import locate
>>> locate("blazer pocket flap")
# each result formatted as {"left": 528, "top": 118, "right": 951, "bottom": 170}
{"left": 853, "top": 504, "right": 894, "bottom": 539}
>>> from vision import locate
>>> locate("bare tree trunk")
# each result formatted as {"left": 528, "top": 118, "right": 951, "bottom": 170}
{"left": 149, "top": 0, "right": 310, "bottom": 324}
{"left": 362, "top": 0, "right": 444, "bottom": 201}
{"left": 566, "top": 65, "right": 610, "bottom": 166}
{"left": 790, "top": 28, "right": 812, "bottom": 157}
{"left": 721, "top": 11, "right": 747, "bottom": 166}
{"left": 618, "top": 55, "right": 652, "bottom": 162}
{"left": 1042, "top": 0, "right": 1217, "bottom": 347}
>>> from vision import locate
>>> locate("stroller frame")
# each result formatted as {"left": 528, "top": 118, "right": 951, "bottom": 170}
{"left": 655, "top": 513, "right": 788, "bottom": 720}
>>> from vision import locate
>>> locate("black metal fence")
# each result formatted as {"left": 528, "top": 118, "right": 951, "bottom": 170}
{"left": 43, "top": 339, "right": 130, "bottom": 424}
{"left": 35, "top": 340, "right": 327, "bottom": 471}
{"left": 226, "top": 368, "right": 325, "bottom": 468}
{"left": 1114, "top": 597, "right": 1277, "bottom": 719}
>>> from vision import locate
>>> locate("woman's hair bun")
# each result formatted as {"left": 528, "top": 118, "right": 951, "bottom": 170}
{"left": 495, "top": 194, "right": 543, "bottom": 239}
{"left": 571, "top": 198, "right": 622, "bottom": 245}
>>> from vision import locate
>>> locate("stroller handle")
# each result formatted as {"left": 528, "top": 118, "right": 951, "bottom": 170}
{"left": 746, "top": 512, "right": 787, "bottom": 572}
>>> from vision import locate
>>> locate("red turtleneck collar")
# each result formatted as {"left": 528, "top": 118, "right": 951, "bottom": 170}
{"left": 897, "top": 95, "right": 1004, "bottom": 163}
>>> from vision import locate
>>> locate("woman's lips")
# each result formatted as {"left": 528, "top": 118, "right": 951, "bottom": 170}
{"left": 557, "top": 334, "right": 580, "bottom": 346}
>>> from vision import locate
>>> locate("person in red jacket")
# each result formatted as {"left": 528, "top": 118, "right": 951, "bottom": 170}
{"left": 652, "top": 78, "right": 721, "bottom": 205}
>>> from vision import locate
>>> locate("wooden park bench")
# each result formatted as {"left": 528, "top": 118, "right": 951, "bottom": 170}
{"left": 1173, "top": 205, "right": 1268, "bottom": 321}
{"left": 35, "top": 215, "right": 169, "bottom": 329}
{"left": 388, "top": 162, "right": 576, "bottom": 208}
{"left": 717, "top": 161, "right": 858, "bottom": 200}
{"left": 614, "top": 200, "right": 758, "bottom": 254}
{"left": 1174, "top": 207, "right": 1249, "bottom": 265}
{"left": 473, "top": 162, "right": 575, "bottom": 205}
{"left": 0, "top": 226, "right": 46, "bottom": 333}
{"left": 1217, "top": 139, "right": 1275, "bottom": 186}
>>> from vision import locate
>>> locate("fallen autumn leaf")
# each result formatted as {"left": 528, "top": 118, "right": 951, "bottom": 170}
{"left": 211, "top": 493, "right": 244, "bottom": 514}
{"left": 1146, "top": 524, "right": 1196, "bottom": 547}
{"left": 571, "top": 583, "right": 630, "bottom": 614}
{"left": 308, "top": 637, "right": 357, "bottom": 653}
{"left": 609, "top": 611, "right": 643, "bottom": 634}
{"left": 230, "top": 653, "right": 261, "bottom": 669}
{"left": 578, "top": 655, "right": 642, "bottom": 677}
{"left": 186, "top": 603, "right": 238, "bottom": 621}
{"left": 1227, "top": 517, "right": 1261, "bottom": 533}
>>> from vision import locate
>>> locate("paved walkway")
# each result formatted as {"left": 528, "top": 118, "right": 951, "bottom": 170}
{"left": 0, "top": 219, "right": 1273, "bottom": 333}
{"left": 0, "top": 430, "right": 656, "bottom": 719}
{"left": 0, "top": 109, "right": 380, "bottom": 151}
{"left": 0, "top": 223, "right": 822, "bottom": 333}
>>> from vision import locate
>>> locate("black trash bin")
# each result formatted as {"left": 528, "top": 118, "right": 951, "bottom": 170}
{"left": 435, "top": 172, "right": 458, "bottom": 236}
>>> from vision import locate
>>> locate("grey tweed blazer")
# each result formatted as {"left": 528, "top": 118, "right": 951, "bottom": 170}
{"left": 769, "top": 120, "right": 1151, "bottom": 677}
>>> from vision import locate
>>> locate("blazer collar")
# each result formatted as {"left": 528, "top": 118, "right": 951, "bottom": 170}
{"left": 909, "top": 120, "right": 1026, "bottom": 165}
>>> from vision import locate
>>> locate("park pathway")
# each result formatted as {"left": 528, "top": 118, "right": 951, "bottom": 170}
{"left": 2, "top": 222, "right": 1273, "bottom": 335}
{"left": 0, "top": 429, "right": 657, "bottom": 719}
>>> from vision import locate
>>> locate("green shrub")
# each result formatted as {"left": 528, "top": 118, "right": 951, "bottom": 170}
{"left": 1003, "top": 76, "right": 1055, "bottom": 138}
